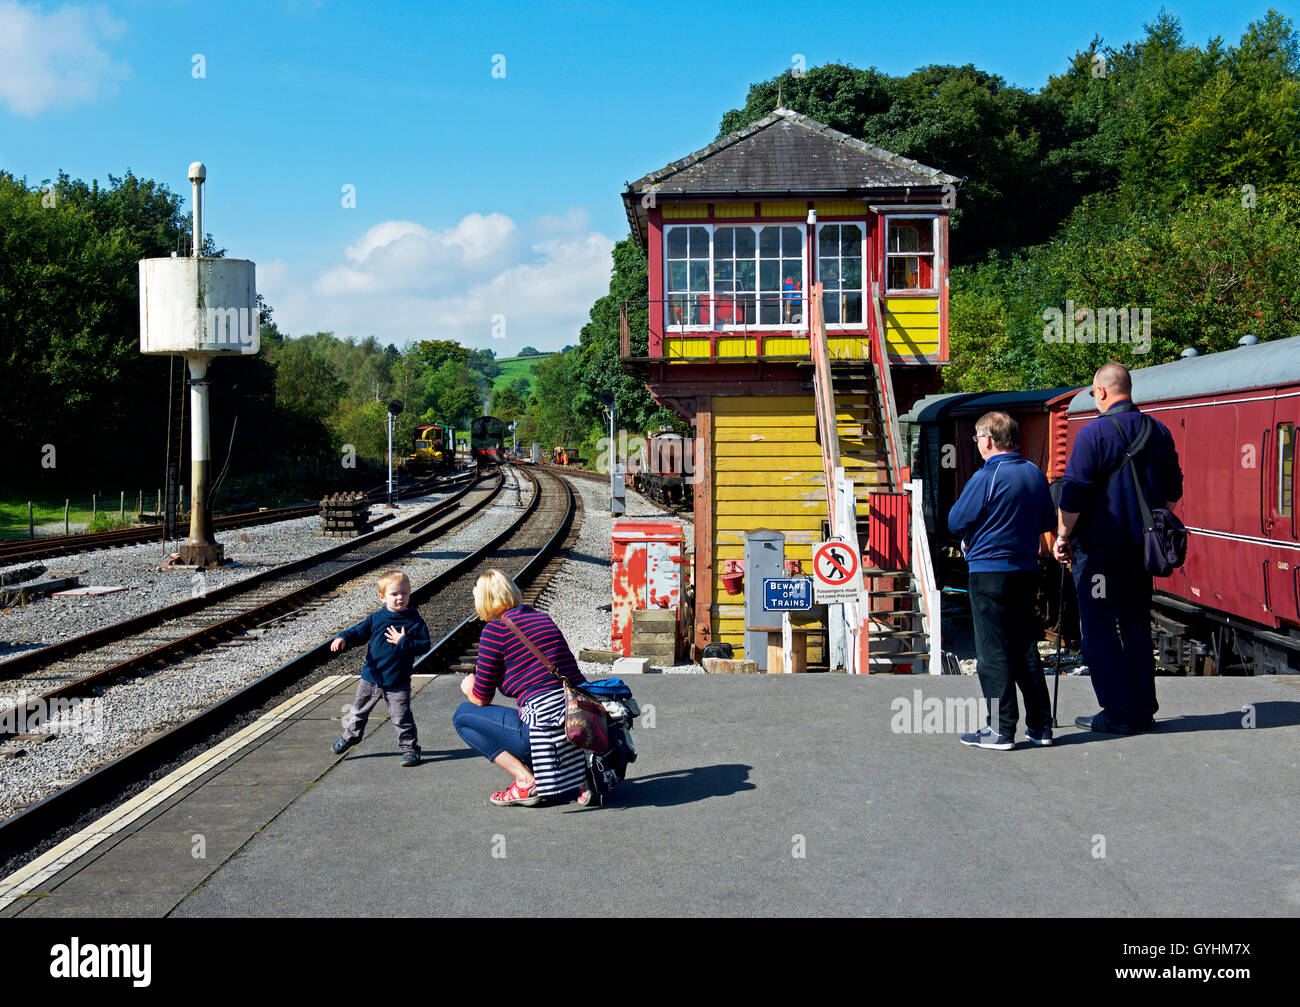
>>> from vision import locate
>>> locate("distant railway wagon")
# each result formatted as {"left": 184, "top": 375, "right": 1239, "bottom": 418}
{"left": 401, "top": 422, "right": 453, "bottom": 475}
{"left": 631, "top": 430, "right": 691, "bottom": 507}
{"left": 470, "top": 415, "right": 507, "bottom": 465}
{"left": 1064, "top": 336, "right": 1300, "bottom": 676}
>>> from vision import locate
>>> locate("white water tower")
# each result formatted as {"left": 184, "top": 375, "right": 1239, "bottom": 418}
{"left": 139, "top": 162, "right": 258, "bottom": 567}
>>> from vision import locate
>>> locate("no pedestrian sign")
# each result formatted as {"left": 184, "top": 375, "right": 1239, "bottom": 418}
{"left": 812, "top": 539, "right": 863, "bottom": 603}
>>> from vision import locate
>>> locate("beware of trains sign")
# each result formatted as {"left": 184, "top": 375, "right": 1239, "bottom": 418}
{"left": 812, "top": 540, "right": 863, "bottom": 603}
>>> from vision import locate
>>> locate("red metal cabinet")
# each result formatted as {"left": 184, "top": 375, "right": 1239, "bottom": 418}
{"left": 611, "top": 519, "right": 686, "bottom": 656}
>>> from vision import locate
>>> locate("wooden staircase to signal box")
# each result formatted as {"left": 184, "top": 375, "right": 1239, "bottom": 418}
{"left": 811, "top": 284, "right": 942, "bottom": 673}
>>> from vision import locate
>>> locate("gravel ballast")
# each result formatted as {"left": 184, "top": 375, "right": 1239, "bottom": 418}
{"left": 539, "top": 476, "right": 704, "bottom": 677}
{"left": 0, "top": 488, "right": 461, "bottom": 656}
{"left": 0, "top": 477, "right": 533, "bottom": 819}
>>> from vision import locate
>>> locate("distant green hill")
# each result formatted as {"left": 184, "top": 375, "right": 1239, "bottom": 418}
{"left": 492, "top": 353, "right": 554, "bottom": 394}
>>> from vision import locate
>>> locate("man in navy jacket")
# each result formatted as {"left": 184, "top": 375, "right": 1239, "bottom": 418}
{"left": 949, "top": 412, "right": 1057, "bottom": 749}
{"left": 1054, "top": 363, "right": 1183, "bottom": 734}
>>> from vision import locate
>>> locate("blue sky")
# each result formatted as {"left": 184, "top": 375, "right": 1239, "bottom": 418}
{"left": 0, "top": 0, "right": 1280, "bottom": 354}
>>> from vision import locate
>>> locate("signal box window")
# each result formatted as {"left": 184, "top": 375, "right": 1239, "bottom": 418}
{"left": 758, "top": 225, "right": 803, "bottom": 325}
{"left": 666, "top": 226, "right": 710, "bottom": 327}
{"left": 818, "top": 223, "right": 864, "bottom": 324}
{"left": 664, "top": 224, "right": 804, "bottom": 328}
{"left": 886, "top": 217, "right": 937, "bottom": 293}
{"left": 714, "top": 227, "right": 757, "bottom": 325}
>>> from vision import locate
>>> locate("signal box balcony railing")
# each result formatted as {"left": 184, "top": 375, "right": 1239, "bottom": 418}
{"left": 620, "top": 294, "right": 942, "bottom": 363}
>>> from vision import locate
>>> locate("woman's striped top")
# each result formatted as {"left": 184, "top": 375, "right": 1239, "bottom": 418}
{"left": 472, "top": 606, "right": 586, "bottom": 706}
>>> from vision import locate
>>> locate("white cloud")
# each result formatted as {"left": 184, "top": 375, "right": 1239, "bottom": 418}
{"left": 316, "top": 212, "right": 519, "bottom": 297}
{"left": 0, "top": 2, "right": 129, "bottom": 117}
{"left": 261, "top": 209, "right": 615, "bottom": 354}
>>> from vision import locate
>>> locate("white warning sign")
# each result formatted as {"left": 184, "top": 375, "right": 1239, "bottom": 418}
{"left": 812, "top": 539, "right": 863, "bottom": 604}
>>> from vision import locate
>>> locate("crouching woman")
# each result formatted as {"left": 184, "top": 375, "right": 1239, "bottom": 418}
{"left": 453, "top": 569, "right": 590, "bottom": 806}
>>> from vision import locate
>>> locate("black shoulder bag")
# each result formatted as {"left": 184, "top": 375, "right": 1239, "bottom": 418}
{"left": 1106, "top": 415, "right": 1188, "bottom": 577}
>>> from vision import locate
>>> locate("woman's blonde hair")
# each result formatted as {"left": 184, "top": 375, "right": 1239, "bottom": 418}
{"left": 473, "top": 569, "right": 523, "bottom": 622}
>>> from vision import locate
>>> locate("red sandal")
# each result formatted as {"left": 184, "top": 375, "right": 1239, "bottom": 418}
{"left": 490, "top": 779, "right": 540, "bottom": 807}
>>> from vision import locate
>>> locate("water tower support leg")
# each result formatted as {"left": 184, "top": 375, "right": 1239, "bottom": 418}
{"left": 178, "top": 356, "right": 225, "bottom": 567}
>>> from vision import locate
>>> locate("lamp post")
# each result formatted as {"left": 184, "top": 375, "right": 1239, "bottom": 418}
{"left": 600, "top": 389, "right": 624, "bottom": 516}
{"left": 387, "top": 399, "right": 404, "bottom": 506}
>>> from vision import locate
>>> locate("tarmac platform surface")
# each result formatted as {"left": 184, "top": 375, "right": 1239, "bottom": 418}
{"left": 4, "top": 673, "right": 1298, "bottom": 918}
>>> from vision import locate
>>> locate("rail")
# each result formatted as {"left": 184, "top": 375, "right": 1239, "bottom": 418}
{"left": 0, "top": 467, "right": 574, "bottom": 862}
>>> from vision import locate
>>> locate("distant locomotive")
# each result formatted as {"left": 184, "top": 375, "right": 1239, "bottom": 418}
{"left": 401, "top": 422, "right": 454, "bottom": 475}
{"left": 470, "top": 415, "right": 507, "bottom": 465}
{"left": 903, "top": 336, "right": 1300, "bottom": 675}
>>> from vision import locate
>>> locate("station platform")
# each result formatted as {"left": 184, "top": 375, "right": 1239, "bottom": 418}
{"left": 3, "top": 673, "right": 1298, "bottom": 918}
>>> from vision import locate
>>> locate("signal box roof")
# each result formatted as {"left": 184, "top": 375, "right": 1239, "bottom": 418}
{"left": 623, "top": 107, "right": 959, "bottom": 245}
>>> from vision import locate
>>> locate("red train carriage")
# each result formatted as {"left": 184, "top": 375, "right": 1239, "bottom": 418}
{"left": 1065, "top": 336, "right": 1300, "bottom": 675}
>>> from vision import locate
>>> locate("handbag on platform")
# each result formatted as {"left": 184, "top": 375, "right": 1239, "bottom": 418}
{"left": 498, "top": 614, "right": 609, "bottom": 753}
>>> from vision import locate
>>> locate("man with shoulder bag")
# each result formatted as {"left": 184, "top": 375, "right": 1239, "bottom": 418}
{"left": 1054, "top": 363, "right": 1185, "bottom": 735}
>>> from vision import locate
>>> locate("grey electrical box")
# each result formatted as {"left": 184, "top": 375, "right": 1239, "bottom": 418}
{"left": 531, "top": 443, "right": 541, "bottom": 465}
{"left": 611, "top": 464, "right": 626, "bottom": 516}
{"left": 743, "top": 529, "right": 785, "bottom": 669}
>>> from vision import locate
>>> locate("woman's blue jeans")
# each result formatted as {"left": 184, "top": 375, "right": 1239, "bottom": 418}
{"left": 453, "top": 702, "right": 531, "bottom": 765}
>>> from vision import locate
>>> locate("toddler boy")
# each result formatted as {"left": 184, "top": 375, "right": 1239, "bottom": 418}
{"left": 330, "top": 570, "right": 430, "bottom": 766}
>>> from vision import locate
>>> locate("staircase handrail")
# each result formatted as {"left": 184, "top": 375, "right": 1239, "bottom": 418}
{"left": 809, "top": 283, "right": 841, "bottom": 536}
{"left": 869, "top": 282, "right": 905, "bottom": 490}
{"left": 906, "top": 476, "right": 943, "bottom": 674}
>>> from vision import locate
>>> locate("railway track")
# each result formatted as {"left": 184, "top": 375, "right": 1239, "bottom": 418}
{"left": 0, "top": 471, "right": 459, "bottom": 566}
{"left": 536, "top": 462, "right": 691, "bottom": 516}
{"left": 0, "top": 465, "right": 577, "bottom": 867}
{"left": 0, "top": 470, "right": 500, "bottom": 728}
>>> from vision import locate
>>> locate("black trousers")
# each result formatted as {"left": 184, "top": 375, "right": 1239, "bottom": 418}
{"left": 968, "top": 570, "right": 1051, "bottom": 737}
{"left": 1071, "top": 543, "right": 1158, "bottom": 729}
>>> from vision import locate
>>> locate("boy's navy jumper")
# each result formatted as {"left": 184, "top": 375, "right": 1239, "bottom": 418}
{"left": 336, "top": 606, "right": 430, "bottom": 752}
{"left": 338, "top": 607, "right": 431, "bottom": 687}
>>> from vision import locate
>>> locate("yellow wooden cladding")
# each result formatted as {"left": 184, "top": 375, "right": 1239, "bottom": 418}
{"left": 662, "top": 204, "right": 709, "bottom": 219}
{"left": 825, "top": 336, "right": 872, "bottom": 360}
{"left": 663, "top": 337, "right": 712, "bottom": 358}
{"left": 884, "top": 295, "right": 940, "bottom": 357}
{"left": 814, "top": 200, "right": 869, "bottom": 216}
{"left": 708, "top": 394, "right": 882, "bottom": 657}
{"left": 714, "top": 336, "right": 756, "bottom": 357}
{"left": 760, "top": 201, "right": 805, "bottom": 217}
{"left": 714, "top": 202, "right": 754, "bottom": 218}
{"left": 762, "top": 336, "right": 810, "bottom": 356}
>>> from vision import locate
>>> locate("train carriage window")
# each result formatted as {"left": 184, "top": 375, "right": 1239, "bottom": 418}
{"left": 1279, "top": 423, "right": 1294, "bottom": 517}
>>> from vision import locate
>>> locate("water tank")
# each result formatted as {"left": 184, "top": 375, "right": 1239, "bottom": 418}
{"left": 139, "top": 257, "right": 258, "bottom": 356}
